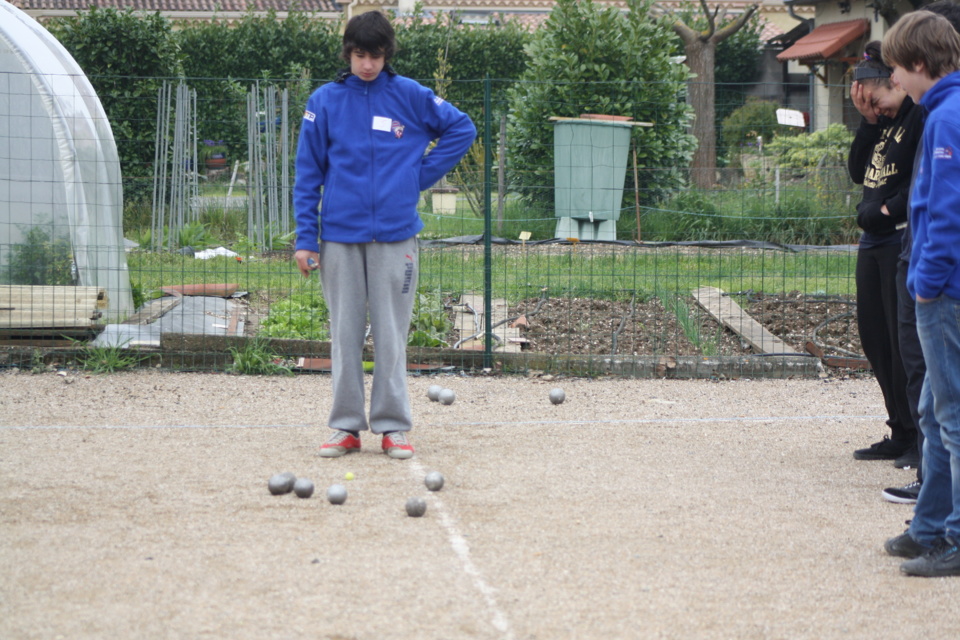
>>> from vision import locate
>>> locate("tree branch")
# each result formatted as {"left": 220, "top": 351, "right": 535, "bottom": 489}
{"left": 712, "top": 4, "right": 759, "bottom": 44}
{"left": 671, "top": 19, "right": 699, "bottom": 45}
{"left": 702, "top": 0, "right": 716, "bottom": 39}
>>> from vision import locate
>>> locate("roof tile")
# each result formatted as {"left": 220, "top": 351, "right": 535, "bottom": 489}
{"left": 12, "top": 0, "right": 339, "bottom": 12}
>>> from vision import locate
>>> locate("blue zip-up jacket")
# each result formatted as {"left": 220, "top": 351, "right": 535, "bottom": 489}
{"left": 294, "top": 68, "right": 476, "bottom": 251}
{"left": 907, "top": 71, "right": 960, "bottom": 301}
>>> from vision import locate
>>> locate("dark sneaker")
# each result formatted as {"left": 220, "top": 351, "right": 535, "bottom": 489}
{"left": 882, "top": 481, "right": 921, "bottom": 504}
{"left": 382, "top": 431, "right": 414, "bottom": 459}
{"left": 319, "top": 430, "right": 361, "bottom": 458}
{"left": 901, "top": 537, "right": 960, "bottom": 577}
{"left": 854, "top": 437, "right": 911, "bottom": 461}
{"left": 894, "top": 446, "right": 920, "bottom": 469}
{"left": 885, "top": 531, "right": 933, "bottom": 558}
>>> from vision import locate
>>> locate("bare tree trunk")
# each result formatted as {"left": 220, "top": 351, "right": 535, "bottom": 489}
{"left": 672, "top": 2, "right": 758, "bottom": 191}
{"left": 685, "top": 39, "right": 716, "bottom": 190}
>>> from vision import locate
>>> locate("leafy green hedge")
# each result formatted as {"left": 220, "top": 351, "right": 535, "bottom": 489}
{"left": 506, "top": 0, "right": 696, "bottom": 217}
{"left": 393, "top": 13, "right": 530, "bottom": 121}
{"left": 48, "top": 8, "right": 532, "bottom": 183}
{"left": 47, "top": 7, "right": 183, "bottom": 179}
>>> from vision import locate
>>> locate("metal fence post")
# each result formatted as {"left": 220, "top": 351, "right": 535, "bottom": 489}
{"left": 483, "top": 76, "right": 493, "bottom": 369}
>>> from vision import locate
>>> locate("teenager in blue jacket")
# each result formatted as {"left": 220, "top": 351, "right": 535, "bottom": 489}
{"left": 293, "top": 11, "right": 476, "bottom": 459}
{"left": 882, "top": 10, "right": 960, "bottom": 577}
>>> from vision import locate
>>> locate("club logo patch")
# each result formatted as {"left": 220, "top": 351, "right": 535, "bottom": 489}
{"left": 392, "top": 120, "right": 405, "bottom": 139}
{"left": 934, "top": 146, "right": 954, "bottom": 160}
{"left": 303, "top": 110, "right": 315, "bottom": 122}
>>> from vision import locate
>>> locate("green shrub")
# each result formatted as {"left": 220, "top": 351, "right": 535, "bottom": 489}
{"left": 5, "top": 226, "right": 74, "bottom": 286}
{"left": 642, "top": 191, "right": 722, "bottom": 241}
{"left": 765, "top": 123, "right": 853, "bottom": 169}
{"left": 506, "top": 0, "right": 695, "bottom": 221}
{"left": 48, "top": 8, "right": 184, "bottom": 179}
{"left": 228, "top": 337, "right": 293, "bottom": 376}
{"left": 741, "top": 194, "right": 824, "bottom": 244}
{"left": 74, "top": 341, "right": 147, "bottom": 373}
{"left": 259, "top": 290, "right": 330, "bottom": 341}
{"left": 177, "top": 13, "right": 336, "bottom": 158}
{"left": 721, "top": 99, "right": 800, "bottom": 167}
{"left": 199, "top": 207, "right": 246, "bottom": 245}
{"left": 176, "top": 221, "right": 216, "bottom": 249}
{"left": 258, "top": 286, "right": 451, "bottom": 346}
{"left": 408, "top": 290, "right": 453, "bottom": 347}
{"left": 177, "top": 11, "right": 341, "bottom": 82}
{"left": 393, "top": 10, "right": 531, "bottom": 126}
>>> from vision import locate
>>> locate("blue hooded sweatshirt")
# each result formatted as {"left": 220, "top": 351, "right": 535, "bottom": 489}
{"left": 294, "top": 69, "right": 476, "bottom": 251}
{"left": 907, "top": 71, "right": 960, "bottom": 301}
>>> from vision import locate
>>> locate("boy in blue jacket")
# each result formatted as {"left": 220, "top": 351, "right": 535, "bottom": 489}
{"left": 881, "top": 10, "right": 960, "bottom": 576}
{"left": 293, "top": 11, "right": 476, "bottom": 459}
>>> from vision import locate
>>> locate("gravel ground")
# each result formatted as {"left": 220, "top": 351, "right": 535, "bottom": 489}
{"left": 1, "top": 369, "right": 957, "bottom": 640}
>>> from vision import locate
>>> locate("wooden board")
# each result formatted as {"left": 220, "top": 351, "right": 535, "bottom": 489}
{"left": 692, "top": 286, "right": 796, "bottom": 355}
{"left": 454, "top": 294, "right": 522, "bottom": 353}
{"left": 294, "top": 358, "right": 443, "bottom": 372}
{"left": 160, "top": 283, "right": 239, "bottom": 297}
{"left": 0, "top": 286, "right": 106, "bottom": 329}
{"left": 548, "top": 115, "right": 653, "bottom": 127}
{"left": 122, "top": 297, "right": 181, "bottom": 325}
{"left": 805, "top": 340, "right": 870, "bottom": 369}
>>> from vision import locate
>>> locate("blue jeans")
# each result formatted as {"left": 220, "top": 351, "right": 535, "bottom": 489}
{"left": 910, "top": 294, "right": 960, "bottom": 544}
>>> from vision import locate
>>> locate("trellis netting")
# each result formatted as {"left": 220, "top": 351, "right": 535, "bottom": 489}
{"left": 0, "top": 0, "right": 132, "bottom": 320}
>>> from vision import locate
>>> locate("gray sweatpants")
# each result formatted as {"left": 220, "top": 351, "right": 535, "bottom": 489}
{"left": 318, "top": 238, "right": 418, "bottom": 434}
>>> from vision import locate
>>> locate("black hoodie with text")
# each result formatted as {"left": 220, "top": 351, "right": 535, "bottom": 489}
{"left": 847, "top": 95, "right": 924, "bottom": 248}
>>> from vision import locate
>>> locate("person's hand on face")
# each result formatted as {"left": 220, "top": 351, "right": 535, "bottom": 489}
{"left": 851, "top": 81, "right": 878, "bottom": 124}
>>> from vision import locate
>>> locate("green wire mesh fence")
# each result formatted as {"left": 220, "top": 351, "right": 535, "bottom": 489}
{"left": 0, "top": 76, "right": 866, "bottom": 377}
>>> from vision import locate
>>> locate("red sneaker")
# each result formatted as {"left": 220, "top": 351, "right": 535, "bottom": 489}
{"left": 382, "top": 432, "right": 414, "bottom": 459}
{"left": 319, "top": 430, "right": 361, "bottom": 458}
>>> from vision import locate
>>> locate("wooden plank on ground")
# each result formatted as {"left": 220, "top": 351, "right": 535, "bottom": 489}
{"left": 121, "top": 297, "right": 182, "bottom": 325}
{"left": 0, "top": 286, "right": 106, "bottom": 329}
{"left": 294, "top": 358, "right": 443, "bottom": 372}
{"left": 454, "top": 294, "right": 522, "bottom": 353}
{"left": 160, "top": 283, "right": 239, "bottom": 297}
{"left": 693, "top": 286, "right": 796, "bottom": 354}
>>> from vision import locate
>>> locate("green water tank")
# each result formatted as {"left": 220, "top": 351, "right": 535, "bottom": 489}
{"left": 553, "top": 117, "right": 633, "bottom": 241}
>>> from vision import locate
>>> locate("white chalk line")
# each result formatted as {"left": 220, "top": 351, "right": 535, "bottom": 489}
{"left": 409, "top": 459, "right": 515, "bottom": 640}
{"left": 0, "top": 414, "right": 886, "bottom": 431}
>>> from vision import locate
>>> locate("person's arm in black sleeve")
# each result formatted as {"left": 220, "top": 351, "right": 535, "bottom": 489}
{"left": 857, "top": 183, "right": 908, "bottom": 235}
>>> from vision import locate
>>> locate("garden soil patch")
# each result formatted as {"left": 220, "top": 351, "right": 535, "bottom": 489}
{"left": 508, "top": 291, "right": 861, "bottom": 360}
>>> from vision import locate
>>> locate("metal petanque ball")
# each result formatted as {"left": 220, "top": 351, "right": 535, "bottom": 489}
{"left": 424, "top": 471, "right": 445, "bottom": 492}
{"left": 293, "top": 478, "right": 315, "bottom": 499}
{"left": 549, "top": 388, "right": 566, "bottom": 405}
{"left": 268, "top": 472, "right": 297, "bottom": 495}
{"left": 427, "top": 385, "right": 443, "bottom": 402}
{"left": 326, "top": 484, "right": 348, "bottom": 505}
{"left": 439, "top": 388, "right": 456, "bottom": 405}
{"left": 405, "top": 497, "right": 427, "bottom": 517}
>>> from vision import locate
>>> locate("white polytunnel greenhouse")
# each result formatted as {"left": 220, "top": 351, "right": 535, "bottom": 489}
{"left": 0, "top": 0, "right": 132, "bottom": 324}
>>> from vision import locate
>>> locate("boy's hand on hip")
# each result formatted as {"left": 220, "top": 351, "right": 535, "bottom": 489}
{"left": 295, "top": 249, "right": 320, "bottom": 277}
